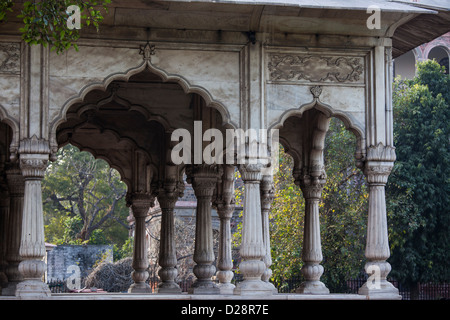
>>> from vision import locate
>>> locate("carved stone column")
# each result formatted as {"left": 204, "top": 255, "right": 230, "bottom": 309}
{"left": 295, "top": 172, "right": 329, "bottom": 294}
{"left": 260, "top": 174, "right": 277, "bottom": 293}
{"left": 234, "top": 163, "right": 272, "bottom": 295}
{"left": 187, "top": 164, "right": 220, "bottom": 294}
{"left": 128, "top": 192, "right": 154, "bottom": 294}
{"left": 359, "top": 144, "right": 399, "bottom": 298}
{"left": 16, "top": 152, "right": 51, "bottom": 298}
{"left": 156, "top": 167, "right": 183, "bottom": 294}
{"left": 1, "top": 166, "right": 24, "bottom": 296}
{"left": 213, "top": 164, "right": 235, "bottom": 294}
{"left": 0, "top": 177, "right": 10, "bottom": 291}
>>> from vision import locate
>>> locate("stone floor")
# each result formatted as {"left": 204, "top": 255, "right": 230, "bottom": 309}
{"left": 0, "top": 292, "right": 402, "bottom": 300}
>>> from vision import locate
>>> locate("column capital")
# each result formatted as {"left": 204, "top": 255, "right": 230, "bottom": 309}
{"left": 366, "top": 143, "right": 396, "bottom": 162}
{"left": 238, "top": 163, "right": 263, "bottom": 182}
{"left": 186, "top": 164, "right": 221, "bottom": 198}
{"left": 19, "top": 154, "right": 48, "bottom": 179}
{"left": 126, "top": 192, "right": 156, "bottom": 217}
{"left": 364, "top": 162, "right": 393, "bottom": 185}
{"left": 157, "top": 191, "right": 180, "bottom": 210}
{"left": 364, "top": 143, "right": 396, "bottom": 185}
{"left": 260, "top": 175, "right": 275, "bottom": 209}
{"left": 296, "top": 173, "right": 326, "bottom": 200}
{"left": 213, "top": 165, "right": 235, "bottom": 219}
{"left": 18, "top": 136, "right": 51, "bottom": 155}
{"left": 214, "top": 201, "right": 235, "bottom": 219}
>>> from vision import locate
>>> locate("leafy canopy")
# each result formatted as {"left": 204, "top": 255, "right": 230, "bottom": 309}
{"left": 43, "top": 144, "right": 129, "bottom": 249}
{"left": 0, "top": 0, "right": 111, "bottom": 53}
{"left": 387, "top": 60, "right": 450, "bottom": 285}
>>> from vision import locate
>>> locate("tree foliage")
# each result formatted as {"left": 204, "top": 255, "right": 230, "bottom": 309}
{"left": 43, "top": 144, "right": 129, "bottom": 247}
{"left": 0, "top": 0, "right": 110, "bottom": 53}
{"left": 387, "top": 60, "right": 450, "bottom": 286}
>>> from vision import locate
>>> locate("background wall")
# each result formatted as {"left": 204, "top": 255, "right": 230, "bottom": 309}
{"left": 46, "top": 245, "right": 113, "bottom": 283}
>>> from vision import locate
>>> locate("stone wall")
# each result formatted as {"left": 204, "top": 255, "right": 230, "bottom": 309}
{"left": 46, "top": 245, "right": 113, "bottom": 282}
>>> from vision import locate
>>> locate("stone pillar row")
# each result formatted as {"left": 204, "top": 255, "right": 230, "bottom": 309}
{"left": 1, "top": 148, "right": 398, "bottom": 298}
{"left": 0, "top": 159, "right": 278, "bottom": 297}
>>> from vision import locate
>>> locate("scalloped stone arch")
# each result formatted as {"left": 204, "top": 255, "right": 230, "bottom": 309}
{"left": 59, "top": 139, "right": 131, "bottom": 190}
{"left": 0, "top": 103, "right": 19, "bottom": 157}
{"left": 269, "top": 99, "right": 366, "bottom": 165}
{"left": 50, "top": 58, "right": 236, "bottom": 148}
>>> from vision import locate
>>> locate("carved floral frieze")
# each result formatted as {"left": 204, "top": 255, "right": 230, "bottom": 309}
{"left": 0, "top": 42, "right": 20, "bottom": 75}
{"left": 268, "top": 53, "right": 364, "bottom": 84}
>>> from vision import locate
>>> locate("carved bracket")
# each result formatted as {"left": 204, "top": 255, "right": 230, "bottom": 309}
{"left": 139, "top": 42, "right": 156, "bottom": 63}
{"left": 366, "top": 143, "right": 396, "bottom": 162}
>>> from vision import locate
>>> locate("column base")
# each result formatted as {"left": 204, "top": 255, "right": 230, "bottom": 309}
{"left": 128, "top": 283, "right": 152, "bottom": 294}
{"left": 358, "top": 279, "right": 401, "bottom": 299}
{"left": 296, "top": 280, "right": 330, "bottom": 295}
{"left": 156, "top": 282, "right": 182, "bottom": 294}
{"left": 218, "top": 282, "right": 236, "bottom": 295}
{"left": 189, "top": 280, "right": 220, "bottom": 295}
{"left": 15, "top": 280, "right": 51, "bottom": 299}
{"left": 1, "top": 281, "right": 20, "bottom": 296}
{"left": 263, "top": 281, "right": 279, "bottom": 294}
{"left": 234, "top": 279, "right": 274, "bottom": 296}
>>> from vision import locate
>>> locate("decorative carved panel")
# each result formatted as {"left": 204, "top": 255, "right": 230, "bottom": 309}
{"left": 268, "top": 53, "right": 364, "bottom": 84}
{"left": 0, "top": 42, "right": 20, "bottom": 75}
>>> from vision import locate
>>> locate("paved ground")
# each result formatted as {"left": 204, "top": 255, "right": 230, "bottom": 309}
{"left": 0, "top": 292, "right": 401, "bottom": 300}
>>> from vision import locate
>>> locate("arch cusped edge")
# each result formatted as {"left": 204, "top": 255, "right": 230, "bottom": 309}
{"left": 0, "top": 103, "right": 20, "bottom": 161}
{"left": 269, "top": 86, "right": 367, "bottom": 168}
{"left": 50, "top": 44, "right": 237, "bottom": 154}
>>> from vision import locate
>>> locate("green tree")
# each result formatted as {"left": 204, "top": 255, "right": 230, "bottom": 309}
{"left": 269, "top": 147, "right": 305, "bottom": 286}
{"left": 320, "top": 119, "right": 367, "bottom": 292}
{"left": 0, "top": 0, "right": 110, "bottom": 53}
{"left": 43, "top": 144, "right": 130, "bottom": 246}
{"left": 387, "top": 60, "right": 450, "bottom": 295}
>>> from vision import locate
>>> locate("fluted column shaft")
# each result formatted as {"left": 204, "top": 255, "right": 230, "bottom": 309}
{"left": 260, "top": 175, "right": 276, "bottom": 293}
{"left": 214, "top": 164, "right": 235, "bottom": 294}
{"left": 16, "top": 153, "right": 51, "bottom": 298}
{"left": 157, "top": 186, "right": 182, "bottom": 294}
{"left": 128, "top": 193, "right": 154, "bottom": 293}
{"left": 0, "top": 173, "right": 11, "bottom": 291}
{"left": 359, "top": 159, "right": 399, "bottom": 297}
{"left": 296, "top": 174, "right": 329, "bottom": 294}
{"left": 188, "top": 165, "right": 220, "bottom": 294}
{"left": 1, "top": 166, "right": 23, "bottom": 296}
{"left": 216, "top": 209, "right": 234, "bottom": 291}
{"left": 234, "top": 164, "right": 272, "bottom": 295}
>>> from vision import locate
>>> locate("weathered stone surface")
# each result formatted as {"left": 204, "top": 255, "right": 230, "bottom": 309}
{"left": 0, "top": 0, "right": 442, "bottom": 300}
